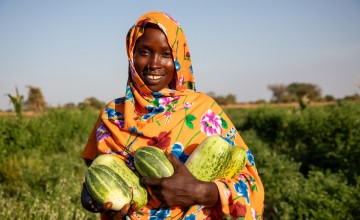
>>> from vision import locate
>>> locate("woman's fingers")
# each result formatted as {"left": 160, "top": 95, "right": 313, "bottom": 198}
{"left": 102, "top": 203, "right": 132, "bottom": 220}
{"left": 140, "top": 176, "right": 161, "bottom": 186}
{"left": 98, "top": 202, "right": 113, "bottom": 213}
{"left": 165, "top": 151, "right": 183, "bottom": 171}
{"left": 130, "top": 202, "right": 138, "bottom": 213}
{"left": 119, "top": 204, "right": 131, "bottom": 216}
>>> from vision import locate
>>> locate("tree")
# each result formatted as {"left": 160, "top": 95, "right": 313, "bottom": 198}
{"left": 324, "top": 95, "right": 335, "bottom": 102}
{"left": 207, "top": 92, "right": 237, "bottom": 105}
{"left": 6, "top": 86, "right": 24, "bottom": 117}
{"left": 268, "top": 84, "right": 293, "bottom": 103}
{"left": 287, "top": 82, "right": 322, "bottom": 102}
{"left": 25, "top": 86, "right": 47, "bottom": 112}
{"left": 78, "top": 97, "right": 105, "bottom": 110}
{"left": 268, "top": 83, "right": 322, "bottom": 104}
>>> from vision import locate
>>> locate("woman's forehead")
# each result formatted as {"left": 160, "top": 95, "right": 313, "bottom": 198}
{"left": 135, "top": 27, "right": 171, "bottom": 50}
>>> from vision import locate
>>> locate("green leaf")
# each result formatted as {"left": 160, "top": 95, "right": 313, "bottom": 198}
{"left": 221, "top": 117, "right": 228, "bottom": 129}
{"left": 233, "top": 196, "right": 241, "bottom": 201}
{"left": 252, "top": 184, "right": 258, "bottom": 192}
{"left": 186, "top": 114, "right": 196, "bottom": 121}
{"left": 185, "top": 118, "right": 194, "bottom": 129}
{"left": 185, "top": 114, "right": 196, "bottom": 129}
{"left": 187, "top": 81, "right": 193, "bottom": 89}
{"left": 152, "top": 99, "right": 159, "bottom": 107}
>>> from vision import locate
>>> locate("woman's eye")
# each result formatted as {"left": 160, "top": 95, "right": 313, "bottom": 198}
{"left": 162, "top": 52, "right": 172, "bottom": 58}
{"left": 137, "top": 50, "right": 150, "bottom": 56}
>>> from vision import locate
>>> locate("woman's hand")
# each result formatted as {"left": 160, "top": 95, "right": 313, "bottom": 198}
{"left": 140, "top": 151, "right": 219, "bottom": 207}
{"left": 81, "top": 183, "right": 137, "bottom": 219}
{"left": 100, "top": 201, "right": 138, "bottom": 220}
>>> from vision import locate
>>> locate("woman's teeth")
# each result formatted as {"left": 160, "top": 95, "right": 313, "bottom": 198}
{"left": 146, "top": 75, "right": 162, "bottom": 80}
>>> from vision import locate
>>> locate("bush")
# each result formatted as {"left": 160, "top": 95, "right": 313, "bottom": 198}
{"left": 0, "top": 109, "right": 97, "bottom": 157}
{"left": 242, "top": 130, "right": 360, "bottom": 220}
{"left": 239, "top": 103, "right": 360, "bottom": 184}
{"left": 0, "top": 109, "right": 99, "bottom": 219}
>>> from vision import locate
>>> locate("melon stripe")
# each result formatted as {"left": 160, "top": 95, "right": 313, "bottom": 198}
{"left": 138, "top": 150, "right": 172, "bottom": 176}
{"left": 135, "top": 153, "right": 162, "bottom": 177}
{"left": 134, "top": 146, "right": 174, "bottom": 178}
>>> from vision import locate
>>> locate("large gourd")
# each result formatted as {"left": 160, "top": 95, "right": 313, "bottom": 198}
{"left": 91, "top": 154, "right": 148, "bottom": 209}
{"left": 185, "top": 135, "right": 232, "bottom": 181}
{"left": 134, "top": 146, "right": 174, "bottom": 178}
{"left": 85, "top": 165, "right": 132, "bottom": 211}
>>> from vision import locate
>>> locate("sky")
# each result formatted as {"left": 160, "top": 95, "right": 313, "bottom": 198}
{"left": 1, "top": 0, "right": 360, "bottom": 110}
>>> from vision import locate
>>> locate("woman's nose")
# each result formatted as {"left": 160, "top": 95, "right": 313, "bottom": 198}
{"left": 149, "top": 54, "right": 161, "bottom": 69}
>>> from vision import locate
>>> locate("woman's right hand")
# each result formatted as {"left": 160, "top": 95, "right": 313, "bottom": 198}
{"left": 81, "top": 183, "right": 138, "bottom": 219}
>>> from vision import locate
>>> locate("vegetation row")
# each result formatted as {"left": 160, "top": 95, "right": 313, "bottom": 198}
{"left": 0, "top": 102, "right": 359, "bottom": 219}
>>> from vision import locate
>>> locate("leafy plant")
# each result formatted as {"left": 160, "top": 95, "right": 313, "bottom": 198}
{"left": 6, "top": 86, "right": 24, "bottom": 118}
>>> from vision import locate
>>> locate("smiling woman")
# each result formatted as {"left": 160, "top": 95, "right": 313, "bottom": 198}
{"left": 81, "top": 11, "right": 264, "bottom": 220}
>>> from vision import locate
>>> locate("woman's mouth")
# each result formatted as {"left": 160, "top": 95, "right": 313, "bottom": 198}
{"left": 145, "top": 74, "right": 163, "bottom": 80}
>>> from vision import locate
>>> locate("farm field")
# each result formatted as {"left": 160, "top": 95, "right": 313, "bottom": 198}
{"left": 0, "top": 101, "right": 359, "bottom": 220}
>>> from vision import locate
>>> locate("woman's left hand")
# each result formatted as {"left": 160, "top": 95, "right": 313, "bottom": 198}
{"left": 140, "top": 151, "right": 219, "bottom": 207}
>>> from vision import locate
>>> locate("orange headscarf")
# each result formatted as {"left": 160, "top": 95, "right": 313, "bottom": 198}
{"left": 83, "top": 11, "right": 264, "bottom": 220}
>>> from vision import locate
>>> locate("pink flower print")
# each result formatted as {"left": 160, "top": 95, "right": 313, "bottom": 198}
{"left": 164, "top": 111, "right": 172, "bottom": 124}
{"left": 105, "top": 149, "right": 115, "bottom": 154}
{"left": 251, "top": 208, "right": 257, "bottom": 220}
{"left": 119, "top": 150, "right": 128, "bottom": 157}
{"left": 159, "top": 97, "right": 172, "bottom": 106}
{"left": 200, "top": 109, "right": 222, "bottom": 135}
{"left": 184, "top": 101, "right": 194, "bottom": 109}
{"left": 178, "top": 74, "right": 184, "bottom": 87}
{"left": 173, "top": 96, "right": 180, "bottom": 101}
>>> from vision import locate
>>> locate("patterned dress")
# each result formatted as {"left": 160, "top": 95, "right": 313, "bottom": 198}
{"left": 82, "top": 11, "right": 264, "bottom": 220}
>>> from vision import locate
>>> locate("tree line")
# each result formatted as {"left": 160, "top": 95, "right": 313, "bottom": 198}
{"left": 4, "top": 82, "right": 360, "bottom": 115}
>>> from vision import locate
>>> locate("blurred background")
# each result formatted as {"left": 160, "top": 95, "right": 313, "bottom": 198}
{"left": 1, "top": 1, "right": 360, "bottom": 220}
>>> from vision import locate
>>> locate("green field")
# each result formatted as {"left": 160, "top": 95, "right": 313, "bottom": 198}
{"left": 0, "top": 102, "right": 359, "bottom": 220}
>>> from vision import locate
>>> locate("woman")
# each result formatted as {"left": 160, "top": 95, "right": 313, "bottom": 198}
{"left": 81, "top": 11, "right": 264, "bottom": 219}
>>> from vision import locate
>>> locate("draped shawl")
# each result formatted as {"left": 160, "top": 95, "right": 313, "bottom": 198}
{"left": 82, "top": 11, "right": 264, "bottom": 220}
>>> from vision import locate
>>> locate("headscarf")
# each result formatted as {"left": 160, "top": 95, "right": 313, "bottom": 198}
{"left": 82, "top": 11, "right": 264, "bottom": 220}
{"left": 121, "top": 11, "right": 196, "bottom": 135}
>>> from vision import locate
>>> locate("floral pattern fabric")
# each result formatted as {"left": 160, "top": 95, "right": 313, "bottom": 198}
{"left": 82, "top": 11, "right": 264, "bottom": 220}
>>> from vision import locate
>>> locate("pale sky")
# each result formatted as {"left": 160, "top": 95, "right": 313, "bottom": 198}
{"left": 1, "top": 0, "right": 360, "bottom": 110}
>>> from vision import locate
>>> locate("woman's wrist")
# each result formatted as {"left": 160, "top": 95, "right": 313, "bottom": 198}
{"left": 195, "top": 181, "right": 219, "bottom": 206}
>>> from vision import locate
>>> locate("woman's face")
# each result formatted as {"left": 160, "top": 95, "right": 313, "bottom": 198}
{"left": 133, "top": 26, "right": 175, "bottom": 92}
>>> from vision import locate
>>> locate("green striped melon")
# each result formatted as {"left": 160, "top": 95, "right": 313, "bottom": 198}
{"left": 185, "top": 135, "right": 232, "bottom": 182}
{"left": 91, "top": 154, "right": 148, "bottom": 209}
{"left": 134, "top": 146, "right": 174, "bottom": 178}
{"left": 221, "top": 145, "right": 247, "bottom": 178}
{"left": 85, "top": 164, "right": 131, "bottom": 211}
